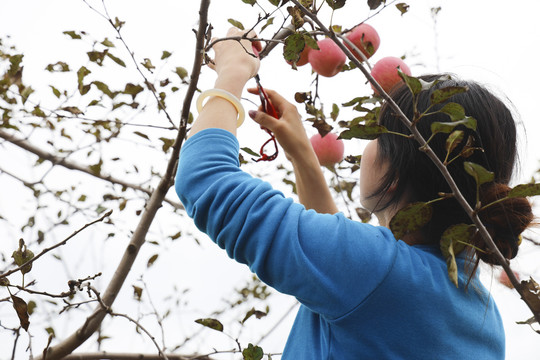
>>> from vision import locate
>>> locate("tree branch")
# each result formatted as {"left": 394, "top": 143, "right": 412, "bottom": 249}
{"left": 0, "top": 129, "right": 183, "bottom": 210}
{"left": 60, "top": 353, "right": 211, "bottom": 360}
{"left": 289, "top": 0, "right": 540, "bottom": 326}
{"left": 0, "top": 211, "right": 111, "bottom": 280}
{"left": 37, "top": 1, "right": 211, "bottom": 358}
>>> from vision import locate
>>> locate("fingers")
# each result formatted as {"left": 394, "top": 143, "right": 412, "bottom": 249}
{"left": 247, "top": 87, "right": 293, "bottom": 115}
{"left": 248, "top": 109, "right": 280, "bottom": 131}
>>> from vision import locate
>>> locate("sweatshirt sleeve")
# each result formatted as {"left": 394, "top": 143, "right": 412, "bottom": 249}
{"left": 175, "top": 128, "right": 398, "bottom": 319}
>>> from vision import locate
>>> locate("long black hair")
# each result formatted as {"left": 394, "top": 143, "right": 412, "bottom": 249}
{"left": 371, "top": 74, "right": 533, "bottom": 263}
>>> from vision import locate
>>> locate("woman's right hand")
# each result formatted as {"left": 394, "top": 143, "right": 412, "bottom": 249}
{"left": 247, "top": 88, "right": 314, "bottom": 164}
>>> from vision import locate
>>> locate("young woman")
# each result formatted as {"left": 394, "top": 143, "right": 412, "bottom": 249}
{"left": 175, "top": 28, "right": 533, "bottom": 359}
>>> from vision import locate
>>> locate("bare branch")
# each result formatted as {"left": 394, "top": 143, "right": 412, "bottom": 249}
{"left": 0, "top": 129, "right": 183, "bottom": 210}
{"left": 87, "top": 287, "right": 169, "bottom": 360}
{"left": 37, "top": 1, "right": 211, "bottom": 358}
{"left": 0, "top": 212, "right": 111, "bottom": 280}
{"left": 61, "top": 353, "right": 211, "bottom": 360}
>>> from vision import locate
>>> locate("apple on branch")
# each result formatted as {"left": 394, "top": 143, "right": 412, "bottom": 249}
{"left": 345, "top": 23, "right": 380, "bottom": 61}
{"left": 287, "top": 45, "right": 311, "bottom": 67}
{"left": 310, "top": 132, "right": 345, "bottom": 167}
{"left": 370, "top": 56, "right": 412, "bottom": 95}
{"left": 308, "top": 38, "right": 346, "bottom": 78}
{"left": 499, "top": 270, "right": 520, "bottom": 289}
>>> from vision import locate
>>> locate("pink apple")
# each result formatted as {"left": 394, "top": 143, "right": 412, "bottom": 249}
{"left": 310, "top": 132, "right": 345, "bottom": 167}
{"left": 345, "top": 23, "right": 380, "bottom": 61}
{"left": 499, "top": 270, "right": 520, "bottom": 289}
{"left": 370, "top": 56, "right": 411, "bottom": 95}
{"left": 287, "top": 46, "right": 311, "bottom": 67}
{"left": 308, "top": 38, "right": 346, "bottom": 77}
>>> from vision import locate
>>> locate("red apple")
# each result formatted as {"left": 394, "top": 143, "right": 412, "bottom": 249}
{"left": 308, "top": 38, "right": 346, "bottom": 77}
{"left": 499, "top": 270, "right": 520, "bottom": 289}
{"left": 370, "top": 56, "right": 411, "bottom": 95}
{"left": 287, "top": 45, "right": 311, "bottom": 67}
{"left": 310, "top": 132, "right": 344, "bottom": 167}
{"left": 345, "top": 23, "right": 380, "bottom": 61}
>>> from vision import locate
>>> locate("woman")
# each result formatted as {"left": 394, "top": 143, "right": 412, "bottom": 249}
{"left": 175, "top": 28, "right": 533, "bottom": 359}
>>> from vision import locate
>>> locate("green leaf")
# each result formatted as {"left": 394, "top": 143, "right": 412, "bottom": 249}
{"left": 283, "top": 32, "right": 305, "bottom": 63}
{"left": 439, "top": 102, "right": 466, "bottom": 121}
{"left": 87, "top": 50, "right": 106, "bottom": 65}
{"left": 287, "top": 6, "right": 305, "bottom": 29}
{"left": 330, "top": 103, "right": 339, "bottom": 121}
{"left": 440, "top": 224, "right": 475, "bottom": 287}
{"left": 242, "top": 0, "right": 257, "bottom": 5}
{"left": 147, "top": 254, "right": 158, "bottom": 267}
{"left": 63, "top": 30, "right": 82, "bottom": 40}
{"left": 92, "top": 81, "right": 115, "bottom": 98}
{"left": 45, "top": 61, "right": 70, "bottom": 72}
{"left": 396, "top": 2, "right": 409, "bottom": 15}
{"left": 11, "top": 295, "right": 30, "bottom": 331}
{"left": 389, "top": 202, "right": 433, "bottom": 240}
{"left": 113, "top": 17, "right": 125, "bottom": 30}
{"left": 134, "top": 131, "right": 150, "bottom": 140}
{"left": 261, "top": 17, "right": 275, "bottom": 32}
{"left": 241, "top": 147, "right": 260, "bottom": 157}
{"left": 61, "top": 106, "right": 84, "bottom": 115}
{"left": 430, "top": 117, "right": 476, "bottom": 134}
{"left": 508, "top": 183, "right": 540, "bottom": 198}
{"left": 50, "top": 86, "right": 61, "bottom": 98}
{"left": 12, "top": 239, "right": 34, "bottom": 274}
{"left": 132, "top": 285, "right": 143, "bottom": 301}
{"left": 445, "top": 130, "right": 464, "bottom": 155}
{"left": 141, "top": 58, "right": 155, "bottom": 71}
{"left": 430, "top": 86, "right": 468, "bottom": 104}
{"left": 242, "top": 308, "right": 268, "bottom": 324}
{"left": 77, "top": 66, "right": 91, "bottom": 94}
{"left": 101, "top": 38, "right": 115, "bottom": 47}
{"left": 124, "top": 83, "right": 144, "bottom": 100}
{"left": 159, "top": 137, "right": 175, "bottom": 152}
{"left": 161, "top": 50, "right": 172, "bottom": 59}
{"left": 174, "top": 67, "right": 188, "bottom": 81}
{"left": 303, "top": 33, "right": 319, "bottom": 50}
{"left": 195, "top": 318, "right": 224, "bottom": 332}
{"left": 464, "top": 161, "right": 494, "bottom": 186}
{"left": 268, "top": 0, "right": 280, "bottom": 5}
{"left": 398, "top": 69, "right": 421, "bottom": 95}
{"left": 106, "top": 52, "right": 126, "bottom": 67}
{"left": 367, "top": 0, "right": 384, "bottom": 10}
{"left": 27, "top": 300, "right": 37, "bottom": 315}
{"left": 338, "top": 124, "right": 388, "bottom": 140}
{"left": 325, "top": 0, "right": 346, "bottom": 10}
{"left": 228, "top": 18, "right": 245, "bottom": 30}
{"left": 242, "top": 343, "right": 264, "bottom": 360}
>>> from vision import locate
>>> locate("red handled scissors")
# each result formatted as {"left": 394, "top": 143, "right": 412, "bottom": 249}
{"left": 254, "top": 75, "right": 279, "bottom": 162}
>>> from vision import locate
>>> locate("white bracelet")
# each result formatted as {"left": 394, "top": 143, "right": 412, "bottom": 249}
{"left": 196, "top": 89, "right": 245, "bottom": 128}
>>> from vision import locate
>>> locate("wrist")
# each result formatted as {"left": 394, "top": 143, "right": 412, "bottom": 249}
{"left": 214, "top": 71, "right": 251, "bottom": 98}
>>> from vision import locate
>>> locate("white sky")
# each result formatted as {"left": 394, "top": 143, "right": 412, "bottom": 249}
{"left": 1, "top": 0, "right": 540, "bottom": 359}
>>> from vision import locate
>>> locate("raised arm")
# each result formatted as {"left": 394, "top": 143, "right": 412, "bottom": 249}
{"left": 188, "top": 28, "right": 261, "bottom": 138}
{"left": 247, "top": 89, "right": 339, "bottom": 214}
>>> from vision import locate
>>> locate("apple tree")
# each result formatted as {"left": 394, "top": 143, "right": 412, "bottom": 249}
{"left": 0, "top": 0, "right": 539, "bottom": 359}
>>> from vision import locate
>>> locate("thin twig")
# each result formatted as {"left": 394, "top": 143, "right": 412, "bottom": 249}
{"left": 37, "top": 2, "right": 211, "bottom": 359}
{"left": 88, "top": 287, "right": 169, "bottom": 360}
{"left": 0, "top": 211, "right": 112, "bottom": 280}
{"left": 0, "top": 130, "right": 183, "bottom": 210}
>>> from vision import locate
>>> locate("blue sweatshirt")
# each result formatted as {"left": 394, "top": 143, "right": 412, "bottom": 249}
{"left": 175, "top": 128, "right": 504, "bottom": 359}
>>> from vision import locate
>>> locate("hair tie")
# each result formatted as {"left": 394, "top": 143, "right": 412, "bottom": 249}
{"left": 196, "top": 89, "right": 245, "bottom": 128}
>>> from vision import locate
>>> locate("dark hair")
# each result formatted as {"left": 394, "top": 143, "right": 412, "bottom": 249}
{"left": 372, "top": 74, "right": 533, "bottom": 264}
